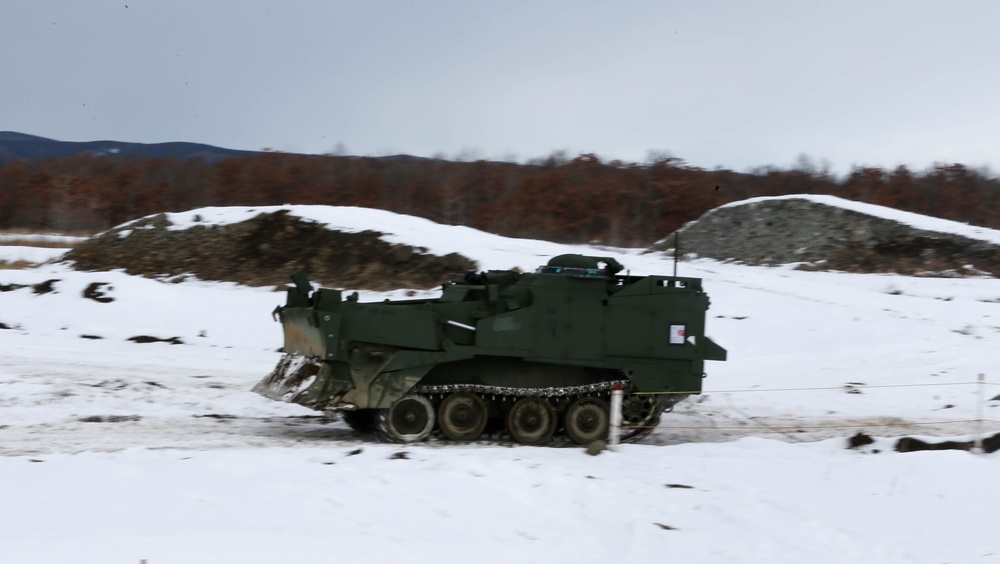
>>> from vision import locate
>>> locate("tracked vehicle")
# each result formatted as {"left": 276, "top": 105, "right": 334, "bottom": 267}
{"left": 253, "top": 254, "right": 726, "bottom": 445}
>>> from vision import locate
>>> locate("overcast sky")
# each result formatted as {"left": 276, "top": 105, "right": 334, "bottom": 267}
{"left": 4, "top": 1, "right": 999, "bottom": 174}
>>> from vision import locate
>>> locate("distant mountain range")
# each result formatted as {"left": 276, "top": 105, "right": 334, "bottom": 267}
{"left": 0, "top": 131, "right": 260, "bottom": 163}
{"left": 0, "top": 132, "right": 431, "bottom": 164}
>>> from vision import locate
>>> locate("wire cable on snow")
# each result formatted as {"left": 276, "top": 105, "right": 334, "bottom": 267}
{"left": 633, "top": 380, "right": 989, "bottom": 395}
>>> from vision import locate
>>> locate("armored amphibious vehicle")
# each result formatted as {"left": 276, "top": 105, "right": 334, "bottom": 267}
{"left": 253, "top": 254, "right": 726, "bottom": 445}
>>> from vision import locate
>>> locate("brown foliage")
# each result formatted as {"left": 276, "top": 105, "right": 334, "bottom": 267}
{"left": 2, "top": 152, "right": 999, "bottom": 245}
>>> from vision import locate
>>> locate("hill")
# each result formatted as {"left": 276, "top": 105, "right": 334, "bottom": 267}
{"left": 63, "top": 206, "right": 476, "bottom": 290}
{"left": 58, "top": 196, "right": 1000, "bottom": 289}
{"left": 652, "top": 194, "right": 1000, "bottom": 277}
{"left": 0, "top": 131, "right": 258, "bottom": 162}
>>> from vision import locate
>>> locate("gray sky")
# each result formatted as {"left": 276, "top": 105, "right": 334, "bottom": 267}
{"left": 5, "top": 0, "right": 999, "bottom": 174}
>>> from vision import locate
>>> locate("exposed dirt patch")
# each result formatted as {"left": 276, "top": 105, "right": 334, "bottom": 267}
{"left": 128, "top": 335, "right": 184, "bottom": 345}
{"left": 90, "top": 379, "right": 129, "bottom": 389}
{"left": 32, "top": 279, "right": 59, "bottom": 294}
{"left": 77, "top": 415, "right": 143, "bottom": 423}
{"left": 847, "top": 432, "right": 875, "bottom": 448}
{"left": 0, "top": 260, "right": 35, "bottom": 270}
{"left": 83, "top": 282, "right": 114, "bottom": 303}
{"left": 895, "top": 432, "right": 1000, "bottom": 453}
{"left": 0, "top": 238, "right": 77, "bottom": 249}
{"left": 64, "top": 210, "right": 476, "bottom": 290}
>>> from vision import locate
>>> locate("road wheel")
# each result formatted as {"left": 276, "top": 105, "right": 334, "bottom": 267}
{"left": 438, "top": 392, "right": 488, "bottom": 441}
{"left": 564, "top": 396, "right": 609, "bottom": 445}
{"left": 507, "top": 396, "right": 556, "bottom": 446}
{"left": 377, "top": 395, "right": 435, "bottom": 443}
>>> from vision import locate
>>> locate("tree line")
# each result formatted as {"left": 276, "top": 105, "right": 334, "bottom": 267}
{"left": 1, "top": 151, "right": 998, "bottom": 246}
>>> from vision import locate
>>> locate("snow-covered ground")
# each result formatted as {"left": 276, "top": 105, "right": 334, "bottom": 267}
{"left": 0, "top": 233, "right": 88, "bottom": 266}
{"left": 0, "top": 245, "right": 70, "bottom": 266}
{"left": 0, "top": 233, "right": 89, "bottom": 245}
{"left": 2, "top": 203, "right": 999, "bottom": 564}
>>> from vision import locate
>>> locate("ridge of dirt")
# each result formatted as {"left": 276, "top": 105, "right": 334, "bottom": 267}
{"left": 63, "top": 210, "right": 476, "bottom": 290}
{"left": 651, "top": 197, "right": 1000, "bottom": 277}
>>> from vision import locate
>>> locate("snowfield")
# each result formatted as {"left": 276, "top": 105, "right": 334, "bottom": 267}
{"left": 0, "top": 245, "right": 70, "bottom": 266}
{"left": 2, "top": 202, "right": 999, "bottom": 564}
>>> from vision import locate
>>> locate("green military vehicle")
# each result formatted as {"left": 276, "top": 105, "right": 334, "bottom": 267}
{"left": 253, "top": 254, "right": 726, "bottom": 445}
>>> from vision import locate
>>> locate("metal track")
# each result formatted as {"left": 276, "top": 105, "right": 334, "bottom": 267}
{"left": 411, "top": 379, "right": 630, "bottom": 399}
{"left": 410, "top": 379, "right": 663, "bottom": 444}
{"left": 258, "top": 354, "right": 665, "bottom": 444}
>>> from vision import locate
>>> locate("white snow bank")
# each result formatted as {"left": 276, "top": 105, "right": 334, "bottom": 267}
{"left": 0, "top": 245, "right": 67, "bottom": 264}
{"left": 720, "top": 194, "right": 1000, "bottom": 245}
{"left": 0, "top": 233, "right": 88, "bottom": 244}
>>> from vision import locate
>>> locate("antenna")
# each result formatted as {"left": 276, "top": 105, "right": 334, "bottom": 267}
{"left": 673, "top": 232, "right": 679, "bottom": 277}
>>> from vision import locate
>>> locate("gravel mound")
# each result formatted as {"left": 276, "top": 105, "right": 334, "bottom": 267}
{"left": 650, "top": 196, "right": 1000, "bottom": 277}
{"left": 64, "top": 210, "right": 476, "bottom": 290}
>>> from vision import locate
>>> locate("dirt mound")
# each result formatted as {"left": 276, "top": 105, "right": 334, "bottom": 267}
{"left": 650, "top": 197, "right": 1000, "bottom": 277}
{"left": 895, "top": 433, "right": 1000, "bottom": 453}
{"left": 64, "top": 210, "right": 476, "bottom": 290}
